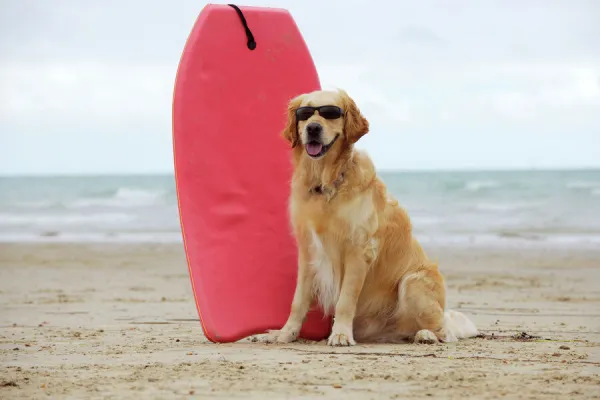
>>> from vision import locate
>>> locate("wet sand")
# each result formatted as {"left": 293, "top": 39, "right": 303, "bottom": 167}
{"left": 1, "top": 242, "right": 599, "bottom": 399}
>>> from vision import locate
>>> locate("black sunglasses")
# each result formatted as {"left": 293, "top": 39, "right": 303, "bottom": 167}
{"left": 295, "top": 106, "right": 344, "bottom": 121}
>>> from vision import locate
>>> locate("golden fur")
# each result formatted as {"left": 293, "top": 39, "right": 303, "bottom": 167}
{"left": 265, "top": 89, "right": 478, "bottom": 346}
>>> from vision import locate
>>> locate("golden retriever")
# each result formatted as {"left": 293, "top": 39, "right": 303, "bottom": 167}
{"left": 264, "top": 89, "right": 478, "bottom": 346}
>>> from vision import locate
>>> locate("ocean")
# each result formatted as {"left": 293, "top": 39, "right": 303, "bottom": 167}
{"left": 1, "top": 170, "right": 599, "bottom": 249}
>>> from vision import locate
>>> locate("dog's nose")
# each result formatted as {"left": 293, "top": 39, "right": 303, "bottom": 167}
{"left": 306, "top": 122, "right": 322, "bottom": 139}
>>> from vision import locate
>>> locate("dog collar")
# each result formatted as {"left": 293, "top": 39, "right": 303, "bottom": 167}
{"left": 309, "top": 172, "right": 345, "bottom": 196}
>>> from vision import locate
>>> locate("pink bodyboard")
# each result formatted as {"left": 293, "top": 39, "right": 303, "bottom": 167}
{"left": 172, "top": 4, "right": 331, "bottom": 343}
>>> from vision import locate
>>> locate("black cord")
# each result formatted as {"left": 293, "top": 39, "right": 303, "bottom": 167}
{"left": 227, "top": 4, "right": 256, "bottom": 50}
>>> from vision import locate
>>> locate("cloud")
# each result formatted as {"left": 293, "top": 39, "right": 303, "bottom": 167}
{"left": 396, "top": 26, "right": 445, "bottom": 47}
{"left": 1, "top": 0, "right": 599, "bottom": 174}
{"left": 1, "top": 63, "right": 175, "bottom": 126}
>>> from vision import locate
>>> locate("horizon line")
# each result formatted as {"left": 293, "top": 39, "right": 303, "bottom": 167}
{"left": 1, "top": 165, "right": 600, "bottom": 178}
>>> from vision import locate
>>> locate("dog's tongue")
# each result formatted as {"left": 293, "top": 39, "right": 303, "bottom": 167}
{"left": 306, "top": 142, "right": 323, "bottom": 156}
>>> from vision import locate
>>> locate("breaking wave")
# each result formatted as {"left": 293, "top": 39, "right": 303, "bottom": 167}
{"left": 69, "top": 187, "right": 167, "bottom": 208}
{"left": 463, "top": 180, "right": 501, "bottom": 192}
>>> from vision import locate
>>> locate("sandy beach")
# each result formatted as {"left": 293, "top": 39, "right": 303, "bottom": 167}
{"left": 1, "top": 242, "right": 599, "bottom": 399}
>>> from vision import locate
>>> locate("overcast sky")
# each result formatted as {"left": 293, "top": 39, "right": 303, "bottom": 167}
{"left": 1, "top": 0, "right": 599, "bottom": 175}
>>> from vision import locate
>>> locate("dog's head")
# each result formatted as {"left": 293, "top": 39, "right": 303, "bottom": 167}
{"left": 281, "top": 89, "right": 369, "bottom": 159}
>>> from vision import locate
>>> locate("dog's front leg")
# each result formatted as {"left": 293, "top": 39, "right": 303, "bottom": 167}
{"left": 264, "top": 252, "right": 314, "bottom": 344}
{"left": 328, "top": 253, "right": 368, "bottom": 346}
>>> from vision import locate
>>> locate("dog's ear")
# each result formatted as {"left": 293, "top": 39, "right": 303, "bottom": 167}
{"left": 341, "top": 90, "right": 369, "bottom": 144}
{"left": 281, "top": 95, "right": 304, "bottom": 148}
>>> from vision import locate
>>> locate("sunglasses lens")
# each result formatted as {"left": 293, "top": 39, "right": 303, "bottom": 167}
{"left": 296, "top": 107, "right": 315, "bottom": 121}
{"left": 319, "top": 106, "right": 342, "bottom": 119}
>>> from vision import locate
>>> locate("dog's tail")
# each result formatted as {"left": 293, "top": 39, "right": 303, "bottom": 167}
{"left": 443, "top": 309, "right": 478, "bottom": 342}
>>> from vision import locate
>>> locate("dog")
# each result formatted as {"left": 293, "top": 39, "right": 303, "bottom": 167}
{"left": 264, "top": 89, "right": 478, "bottom": 346}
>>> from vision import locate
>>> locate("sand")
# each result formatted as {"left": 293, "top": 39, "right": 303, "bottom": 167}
{"left": 1, "top": 242, "right": 599, "bottom": 399}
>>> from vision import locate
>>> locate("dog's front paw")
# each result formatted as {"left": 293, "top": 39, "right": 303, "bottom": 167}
{"left": 327, "top": 325, "right": 356, "bottom": 346}
{"left": 262, "top": 329, "right": 298, "bottom": 344}
{"left": 413, "top": 329, "right": 439, "bottom": 344}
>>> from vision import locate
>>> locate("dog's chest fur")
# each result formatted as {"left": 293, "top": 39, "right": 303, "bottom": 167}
{"left": 293, "top": 191, "right": 379, "bottom": 314}
{"left": 307, "top": 227, "right": 339, "bottom": 314}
